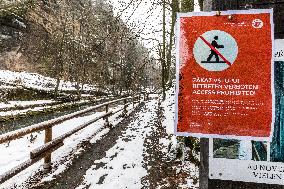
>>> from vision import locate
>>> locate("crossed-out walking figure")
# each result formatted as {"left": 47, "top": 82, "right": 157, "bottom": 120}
{"left": 207, "top": 36, "right": 224, "bottom": 62}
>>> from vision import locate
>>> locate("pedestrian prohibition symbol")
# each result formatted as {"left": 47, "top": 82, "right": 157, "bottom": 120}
{"left": 193, "top": 30, "right": 238, "bottom": 72}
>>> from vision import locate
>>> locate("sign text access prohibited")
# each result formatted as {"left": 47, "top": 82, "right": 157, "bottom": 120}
{"left": 175, "top": 9, "right": 274, "bottom": 141}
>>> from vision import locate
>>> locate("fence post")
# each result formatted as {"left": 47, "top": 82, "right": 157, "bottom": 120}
{"left": 105, "top": 104, "right": 109, "bottom": 126}
{"left": 123, "top": 99, "right": 127, "bottom": 116}
{"left": 44, "top": 127, "right": 52, "bottom": 172}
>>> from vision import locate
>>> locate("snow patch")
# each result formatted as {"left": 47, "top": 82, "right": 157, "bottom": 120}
{"left": 161, "top": 87, "right": 175, "bottom": 135}
{"left": 90, "top": 128, "right": 110, "bottom": 144}
{"left": 0, "top": 100, "right": 54, "bottom": 109}
{"left": 0, "top": 70, "right": 100, "bottom": 92}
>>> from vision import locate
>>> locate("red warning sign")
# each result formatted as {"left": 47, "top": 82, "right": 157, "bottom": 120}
{"left": 175, "top": 9, "right": 274, "bottom": 140}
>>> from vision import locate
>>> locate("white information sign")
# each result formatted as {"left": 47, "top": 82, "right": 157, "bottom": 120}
{"left": 209, "top": 139, "right": 284, "bottom": 185}
{"left": 275, "top": 39, "right": 284, "bottom": 61}
{"left": 210, "top": 159, "right": 284, "bottom": 185}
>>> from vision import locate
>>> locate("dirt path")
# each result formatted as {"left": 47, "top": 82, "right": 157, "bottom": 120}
{"left": 141, "top": 101, "right": 199, "bottom": 189}
{"left": 29, "top": 103, "right": 146, "bottom": 189}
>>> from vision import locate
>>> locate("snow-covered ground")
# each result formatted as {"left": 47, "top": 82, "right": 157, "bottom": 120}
{"left": 161, "top": 87, "right": 199, "bottom": 189}
{"left": 1, "top": 87, "right": 199, "bottom": 188}
{"left": 0, "top": 106, "right": 48, "bottom": 116}
{"left": 77, "top": 100, "right": 158, "bottom": 189}
{"left": 0, "top": 70, "right": 98, "bottom": 92}
{"left": 161, "top": 86, "right": 176, "bottom": 135}
{"left": 0, "top": 103, "right": 138, "bottom": 189}
{"left": 74, "top": 90, "right": 198, "bottom": 189}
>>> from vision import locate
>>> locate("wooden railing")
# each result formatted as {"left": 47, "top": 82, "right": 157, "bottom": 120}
{"left": 0, "top": 94, "right": 147, "bottom": 184}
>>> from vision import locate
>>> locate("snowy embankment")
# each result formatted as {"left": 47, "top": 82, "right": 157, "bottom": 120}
{"left": 0, "top": 99, "right": 90, "bottom": 117}
{"left": 1, "top": 102, "right": 138, "bottom": 189}
{"left": 0, "top": 100, "right": 55, "bottom": 109}
{"left": 0, "top": 70, "right": 106, "bottom": 122}
{"left": 0, "top": 70, "right": 98, "bottom": 92}
{"left": 160, "top": 87, "right": 177, "bottom": 154}
{"left": 161, "top": 87, "right": 199, "bottom": 189}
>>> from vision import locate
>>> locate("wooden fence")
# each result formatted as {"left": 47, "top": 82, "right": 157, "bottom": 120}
{"left": 0, "top": 94, "right": 147, "bottom": 184}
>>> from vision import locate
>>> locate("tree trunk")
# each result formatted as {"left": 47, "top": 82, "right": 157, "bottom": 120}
{"left": 166, "top": 0, "right": 180, "bottom": 89}
{"left": 54, "top": 17, "right": 67, "bottom": 99}
{"left": 54, "top": 77, "right": 60, "bottom": 99}
{"left": 162, "top": 0, "right": 167, "bottom": 100}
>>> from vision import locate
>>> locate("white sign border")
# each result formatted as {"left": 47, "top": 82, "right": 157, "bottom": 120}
{"left": 174, "top": 9, "right": 275, "bottom": 142}
{"left": 275, "top": 39, "right": 284, "bottom": 61}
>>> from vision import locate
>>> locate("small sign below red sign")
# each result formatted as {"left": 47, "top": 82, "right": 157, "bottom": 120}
{"left": 175, "top": 9, "right": 274, "bottom": 141}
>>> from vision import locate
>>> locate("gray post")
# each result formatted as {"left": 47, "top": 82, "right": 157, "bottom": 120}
{"left": 105, "top": 104, "right": 109, "bottom": 126}
{"left": 199, "top": 2, "right": 211, "bottom": 188}
{"left": 123, "top": 99, "right": 127, "bottom": 116}
{"left": 44, "top": 127, "right": 52, "bottom": 172}
{"left": 200, "top": 138, "right": 209, "bottom": 189}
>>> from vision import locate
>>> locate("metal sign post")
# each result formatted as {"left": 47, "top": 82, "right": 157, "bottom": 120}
{"left": 200, "top": 138, "right": 209, "bottom": 189}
